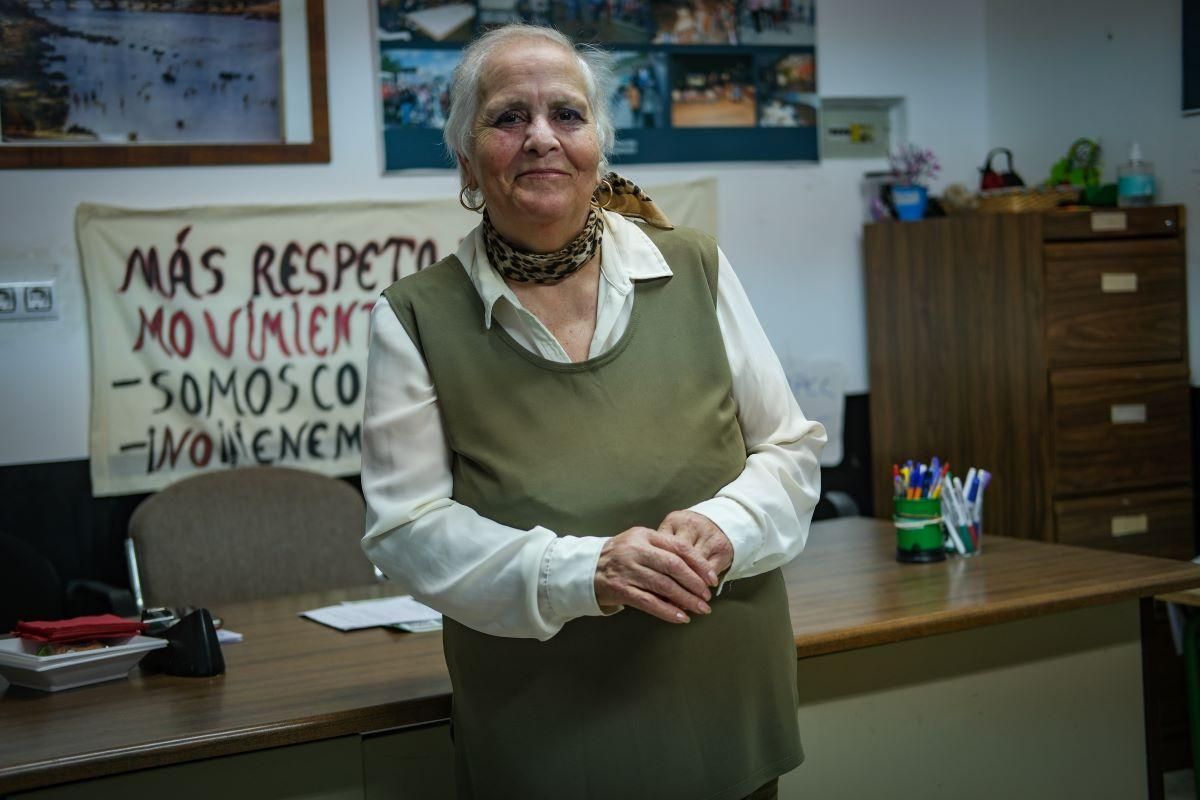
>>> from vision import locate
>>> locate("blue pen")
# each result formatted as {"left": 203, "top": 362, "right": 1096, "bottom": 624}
{"left": 963, "top": 468, "right": 977, "bottom": 503}
{"left": 912, "top": 464, "right": 924, "bottom": 499}
{"left": 973, "top": 470, "right": 991, "bottom": 528}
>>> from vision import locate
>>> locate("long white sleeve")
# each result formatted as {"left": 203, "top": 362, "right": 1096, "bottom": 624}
{"left": 360, "top": 300, "right": 607, "bottom": 641}
{"left": 360, "top": 217, "right": 825, "bottom": 641}
{"left": 688, "top": 251, "right": 827, "bottom": 582}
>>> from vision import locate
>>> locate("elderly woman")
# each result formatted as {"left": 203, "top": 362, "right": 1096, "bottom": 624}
{"left": 361, "top": 23, "right": 825, "bottom": 800}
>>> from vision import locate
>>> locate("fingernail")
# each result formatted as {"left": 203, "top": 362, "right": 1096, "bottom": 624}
{"left": 708, "top": 571, "right": 718, "bottom": 585}
{"left": 676, "top": 612, "right": 689, "bottom": 623}
{"left": 698, "top": 601, "right": 711, "bottom": 614}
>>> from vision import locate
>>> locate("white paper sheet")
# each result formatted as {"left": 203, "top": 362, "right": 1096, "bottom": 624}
{"left": 301, "top": 596, "right": 442, "bottom": 632}
{"left": 779, "top": 357, "right": 846, "bottom": 467}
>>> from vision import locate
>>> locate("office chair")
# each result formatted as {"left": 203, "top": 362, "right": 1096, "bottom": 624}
{"left": 813, "top": 490, "right": 861, "bottom": 521}
{"left": 0, "top": 532, "right": 136, "bottom": 628}
{"left": 126, "top": 466, "right": 374, "bottom": 611}
{"left": 0, "top": 533, "right": 64, "bottom": 631}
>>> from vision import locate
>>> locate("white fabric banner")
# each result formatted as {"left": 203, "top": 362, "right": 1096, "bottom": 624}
{"left": 77, "top": 178, "right": 717, "bottom": 496}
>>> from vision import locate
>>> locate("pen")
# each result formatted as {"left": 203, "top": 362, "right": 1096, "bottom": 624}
{"left": 973, "top": 469, "right": 991, "bottom": 534}
{"left": 932, "top": 462, "right": 949, "bottom": 498}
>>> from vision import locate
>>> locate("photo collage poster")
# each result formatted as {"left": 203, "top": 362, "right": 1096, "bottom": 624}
{"left": 375, "top": 0, "right": 817, "bottom": 170}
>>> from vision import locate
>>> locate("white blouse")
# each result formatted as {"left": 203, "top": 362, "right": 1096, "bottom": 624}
{"left": 361, "top": 211, "right": 826, "bottom": 641}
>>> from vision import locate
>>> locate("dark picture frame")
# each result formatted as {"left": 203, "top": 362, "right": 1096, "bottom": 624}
{"left": 0, "top": 0, "right": 329, "bottom": 169}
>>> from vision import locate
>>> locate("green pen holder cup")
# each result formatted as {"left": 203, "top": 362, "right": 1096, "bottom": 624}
{"left": 894, "top": 497, "right": 946, "bottom": 563}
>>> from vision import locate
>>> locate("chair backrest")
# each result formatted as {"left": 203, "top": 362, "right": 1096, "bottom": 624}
{"left": 128, "top": 466, "right": 371, "bottom": 610}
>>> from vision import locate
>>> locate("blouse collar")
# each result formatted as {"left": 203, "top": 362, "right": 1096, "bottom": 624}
{"left": 456, "top": 210, "right": 674, "bottom": 330}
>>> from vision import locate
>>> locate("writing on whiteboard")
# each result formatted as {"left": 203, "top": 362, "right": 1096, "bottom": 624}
{"left": 780, "top": 357, "right": 845, "bottom": 467}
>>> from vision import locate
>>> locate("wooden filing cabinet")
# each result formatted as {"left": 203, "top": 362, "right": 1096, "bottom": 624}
{"left": 864, "top": 205, "right": 1193, "bottom": 558}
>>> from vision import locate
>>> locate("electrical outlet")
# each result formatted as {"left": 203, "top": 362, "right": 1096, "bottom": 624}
{"left": 0, "top": 280, "right": 59, "bottom": 321}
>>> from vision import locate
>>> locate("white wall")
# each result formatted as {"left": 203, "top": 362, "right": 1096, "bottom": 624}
{"left": 0, "top": 0, "right": 989, "bottom": 466}
{"left": 986, "top": 0, "right": 1200, "bottom": 374}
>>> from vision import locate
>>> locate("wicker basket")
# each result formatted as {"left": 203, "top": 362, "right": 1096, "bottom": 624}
{"left": 977, "top": 186, "right": 1080, "bottom": 213}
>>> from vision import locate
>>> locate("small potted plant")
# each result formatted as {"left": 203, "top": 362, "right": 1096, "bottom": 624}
{"left": 889, "top": 144, "right": 941, "bottom": 221}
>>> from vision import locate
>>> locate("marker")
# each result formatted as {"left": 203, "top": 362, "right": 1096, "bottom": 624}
{"left": 932, "top": 462, "right": 949, "bottom": 498}
{"left": 950, "top": 475, "right": 975, "bottom": 553}
{"left": 942, "top": 506, "right": 967, "bottom": 554}
{"left": 972, "top": 470, "right": 991, "bottom": 534}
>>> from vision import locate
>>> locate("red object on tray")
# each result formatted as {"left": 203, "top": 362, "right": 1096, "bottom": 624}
{"left": 13, "top": 614, "right": 145, "bottom": 643}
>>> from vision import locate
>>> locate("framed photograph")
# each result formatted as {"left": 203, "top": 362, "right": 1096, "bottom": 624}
{"left": 611, "top": 51, "right": 668, "bottom": 129}
{"left": 649, "top": 0, "right": 738, "bottom": 45}
{"left": 736, "top": 0, "right": 815, "bottom": 46}
{"left": 553, "top": 0, "right": 653, "bottom": 44}
{"left": 380, "top": 48, "right": 458, "bottom": 129}
{"left": 756, "top": 51, "right": 817, "bottom": 127}
{"left": 0, "top": 0, "right": 328, "bottom": 168}
{"left": 669, "top": 53, "right": 755, "bottom": 128}
{"left": 379, "top": 0, "right": 477, "bottom": 43}
{"left": 479, "top": 0, "right": 552, "bottom": 29}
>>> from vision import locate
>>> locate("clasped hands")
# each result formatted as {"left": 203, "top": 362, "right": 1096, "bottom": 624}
{"left": 594, "top": 510, "right": 733, "bottom": 624}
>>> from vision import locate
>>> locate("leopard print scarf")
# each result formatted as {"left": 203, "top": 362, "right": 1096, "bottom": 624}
{"left": 482, "top": 172, "right": 673, "bottom": 285}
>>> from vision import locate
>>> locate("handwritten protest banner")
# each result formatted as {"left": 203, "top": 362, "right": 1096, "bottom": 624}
{"left": 77, "top": 180, "right": 716, "bottom": 496}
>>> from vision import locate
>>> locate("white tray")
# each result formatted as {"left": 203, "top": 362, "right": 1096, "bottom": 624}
{"left": 0, "top": 635, "right": 167, "bottom": 692}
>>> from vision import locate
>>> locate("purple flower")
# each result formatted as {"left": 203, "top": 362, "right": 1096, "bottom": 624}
{"left": 889, "top": 144, "right": 941, "bottom": 186}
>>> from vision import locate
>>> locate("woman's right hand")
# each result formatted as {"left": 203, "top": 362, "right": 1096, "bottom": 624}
{"left": 594, "top": 527, "right": 718, "bottom": 624}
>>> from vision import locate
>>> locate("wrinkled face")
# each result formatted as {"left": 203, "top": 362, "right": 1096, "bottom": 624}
{"left": 461, "top": 41, "right": 602, "bottom": 248}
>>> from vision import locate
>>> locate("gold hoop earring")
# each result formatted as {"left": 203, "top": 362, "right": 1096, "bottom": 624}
{"left": 459, "top": 186, "right": 484, "bottom": 213}
{"left": 594, "top": 178, "right": 614, "bottom": 210}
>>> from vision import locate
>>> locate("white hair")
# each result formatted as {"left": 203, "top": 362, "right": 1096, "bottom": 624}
{"left": 443, "top": 24, "right": 616, "bottom": 203}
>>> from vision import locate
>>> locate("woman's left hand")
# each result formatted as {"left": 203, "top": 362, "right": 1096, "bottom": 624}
{"left": 657, "top": 510, "right": 734, "bottom": 579}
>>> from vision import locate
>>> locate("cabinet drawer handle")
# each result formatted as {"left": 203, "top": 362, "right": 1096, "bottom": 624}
{"left": 1100, "top": 273, "right": 1138, "bottom": 293}
{"left": 1111, "top": 514, "right": 1149, "bottom": 537}
{"left": 1091, "top": 211, "right": 1128, "bottom": 232}
{"left": 1110, "top": 403, "right": 1147, "bottom": 424}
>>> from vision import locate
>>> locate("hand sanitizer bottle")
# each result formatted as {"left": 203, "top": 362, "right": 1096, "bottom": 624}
{"left": 1117, "top": 142, "right": 1156, "bottom": 207}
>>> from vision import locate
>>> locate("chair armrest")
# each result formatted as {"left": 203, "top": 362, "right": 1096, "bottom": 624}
{"left": 64, "top": 579, "right": 138, "bottom": 618}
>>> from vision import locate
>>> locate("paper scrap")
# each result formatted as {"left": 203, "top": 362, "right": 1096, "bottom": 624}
{"left": 302, "top": 596, "right": 442, "bottom": 632}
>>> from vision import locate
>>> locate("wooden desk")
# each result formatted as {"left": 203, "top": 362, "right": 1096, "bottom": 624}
{"left": 3, "top": 518, "right": 1200, "bottom": 798}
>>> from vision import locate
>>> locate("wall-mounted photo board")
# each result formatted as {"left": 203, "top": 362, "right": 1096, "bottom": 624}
{"left": 374, "top": 0, "right": 818, "bottom": 170}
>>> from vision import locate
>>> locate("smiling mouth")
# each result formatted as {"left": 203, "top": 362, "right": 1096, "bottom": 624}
{"left": 517, "top": 170, "right": 569, "bottom": 178}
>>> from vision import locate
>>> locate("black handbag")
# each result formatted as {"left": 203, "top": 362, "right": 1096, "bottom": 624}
{"left": 979, "top": 148, "right": 1026, "bottom": 191}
